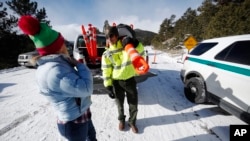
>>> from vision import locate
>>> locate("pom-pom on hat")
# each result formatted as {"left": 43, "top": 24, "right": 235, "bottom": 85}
{"left": 18, "top": 15, "right": 64, "bottom": 56}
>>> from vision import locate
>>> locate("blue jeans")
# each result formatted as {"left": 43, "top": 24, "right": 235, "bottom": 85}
{"left": 57, "top": 120, "right": 97, "bottom": 141}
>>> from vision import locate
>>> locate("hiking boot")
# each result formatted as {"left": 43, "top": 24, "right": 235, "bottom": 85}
{"left": 119, "top": 121, "right": 125, "bottom": 131}
{"left": 128, "top": 124, "right": 138, "bottom": 133}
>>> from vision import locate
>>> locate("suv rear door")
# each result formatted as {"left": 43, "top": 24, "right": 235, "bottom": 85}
{"left": 212, "top": 41, "right": 250, "bottom": 112}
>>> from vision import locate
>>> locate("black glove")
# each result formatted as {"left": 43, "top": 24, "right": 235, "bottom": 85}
{"left": 106, "top": 86, "right": 115, "bottom": 99}
{"left": 121, "top": 36, "right": 139, "bottom": 48}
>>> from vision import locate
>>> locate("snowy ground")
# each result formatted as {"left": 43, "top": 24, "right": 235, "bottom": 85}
{"left": 0, "top": 46, "right": 246, "bottom": 141}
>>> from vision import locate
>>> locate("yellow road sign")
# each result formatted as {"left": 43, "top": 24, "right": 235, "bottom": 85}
{"left": 184, "top": 36, "right": 197, "bottom": 50}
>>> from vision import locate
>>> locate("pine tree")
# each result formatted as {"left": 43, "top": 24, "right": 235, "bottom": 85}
{"left": 0, "top": 0, "right": 50, "bottom": 69}
{"left": 6, "top": 0, "right": 50, "bottom": 25}
{"left": 0, "top": 2, "right": 17, "bottom": 38}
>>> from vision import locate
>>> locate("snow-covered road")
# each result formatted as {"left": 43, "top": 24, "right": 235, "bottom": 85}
{"left": 0, "top": 46, "right": 246, "bottom": 141}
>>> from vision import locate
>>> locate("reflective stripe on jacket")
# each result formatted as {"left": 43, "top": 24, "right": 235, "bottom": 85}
{"left": 101, "top": 40, "right": 145, "bottom": 87}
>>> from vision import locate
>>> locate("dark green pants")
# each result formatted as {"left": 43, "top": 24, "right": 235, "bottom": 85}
{"left": 113, "top": 77, "right": 138, "bottom": 125}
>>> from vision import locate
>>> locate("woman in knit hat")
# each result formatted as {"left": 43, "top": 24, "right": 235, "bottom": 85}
{"left": 18, "top": 15, "right": 97, "bottom": 141}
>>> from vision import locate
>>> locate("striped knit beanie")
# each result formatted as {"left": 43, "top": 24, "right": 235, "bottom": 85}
{"left": 18, "top": 15, "right": 64, "bottom": 56}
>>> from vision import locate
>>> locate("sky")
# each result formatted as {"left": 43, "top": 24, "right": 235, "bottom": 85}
{"left": 0, "top": 46, "right": 246, "bottom": 141}
{"left": 33, "top": 0, "right": 205, "bottom": 41}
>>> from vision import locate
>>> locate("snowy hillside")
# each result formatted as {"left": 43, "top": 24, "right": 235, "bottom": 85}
{"left": 0, "top": 46, "right": 246, "bottom": 141}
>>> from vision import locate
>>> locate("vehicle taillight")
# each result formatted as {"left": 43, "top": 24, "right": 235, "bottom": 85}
{"left": 78, "top": 54, "right": 86, "bottom": 64}
{"left": 184, "top": 56, "right": 189, "bottom": 62}
{"left": 78, "top": 59, "right": 84, "bottom": 63}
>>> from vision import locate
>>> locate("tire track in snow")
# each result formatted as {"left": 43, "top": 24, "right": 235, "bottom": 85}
{"left": 0, "top": 108, "right": 40, "bottom": 137}
{"left": 0, "top": 114, "right": 30, "bottom": 136}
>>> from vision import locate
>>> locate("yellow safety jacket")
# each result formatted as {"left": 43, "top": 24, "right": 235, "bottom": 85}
{"left": 101, "top": 40, "right": 145, "bottom": 87}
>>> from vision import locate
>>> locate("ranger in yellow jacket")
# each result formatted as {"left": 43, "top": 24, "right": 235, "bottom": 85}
{"left": 101, "top": 26, "right": 145, "bottom": 133}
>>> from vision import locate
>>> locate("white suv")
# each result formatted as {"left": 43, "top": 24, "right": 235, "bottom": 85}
{"left": 180, "top": 34, "right": 250, "bottom": 124}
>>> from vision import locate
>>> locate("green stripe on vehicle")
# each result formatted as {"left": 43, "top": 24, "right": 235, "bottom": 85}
{"left": 188, "top": 57, "right": 250, "bottom": 77}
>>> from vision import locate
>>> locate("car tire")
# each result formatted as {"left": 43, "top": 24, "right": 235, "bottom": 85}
{"left": 184, "top": 77, "right": 207, "bottom": 104}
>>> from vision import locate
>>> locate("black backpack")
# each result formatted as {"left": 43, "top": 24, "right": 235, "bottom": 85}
{"left": 116, "top": 24, "right": 136, "bottom": 39}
